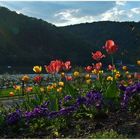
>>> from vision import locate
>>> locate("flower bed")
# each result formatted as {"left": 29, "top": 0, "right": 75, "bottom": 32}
{"left": 0, "top": 40, "right": 140, "bottom": 138}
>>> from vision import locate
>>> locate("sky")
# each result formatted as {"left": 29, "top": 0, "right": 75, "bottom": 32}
{"left": 0, "top": 1, "right": 140, "bottom": 26}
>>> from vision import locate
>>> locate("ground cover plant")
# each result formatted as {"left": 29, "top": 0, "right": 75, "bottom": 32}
{"left": 0, "top": 40, "right": 140, "bottom": 138}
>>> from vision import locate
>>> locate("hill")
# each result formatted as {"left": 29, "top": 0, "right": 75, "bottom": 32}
{"left": 0, "top": 7, "right": 92, "bottom": 67}
{"left": 0, "top": 6, "right": 140, "bottom": 71}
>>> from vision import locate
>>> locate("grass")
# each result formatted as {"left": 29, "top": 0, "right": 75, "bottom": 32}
{"left": 0, "top": 88, "right": 15, "bottom": 97}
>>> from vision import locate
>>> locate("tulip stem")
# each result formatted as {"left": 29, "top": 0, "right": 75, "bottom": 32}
{"left": 22, "top": 81, "right": 24, "bottom": 96}
{"left": 111, "top": 55, "right": 114, "bottom": 77}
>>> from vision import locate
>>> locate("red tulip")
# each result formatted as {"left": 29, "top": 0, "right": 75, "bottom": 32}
{"left": 85, "top": 66, "right": 93, "bottom": 72}
{"left": 108, "top": 64, "right": 115, "bottom": 71}
{"left": 93, "top": 62, "right": 102, "bottom": 70}
{"left": 65, "top": 76, "right": 73, "bottom": 81}
{"left": 103, "top": 40, "right": 118, "bottom": 54}
{"left": 92, "top": 51, "right": 105, "bottom": 61}
{"left": 34, "top": 76, "right": 43, "bottom": 84}
{"left": 134, "top": 72, "right": 140, "bottom": 79}
{"left": 63, "top": 61, "right": 71, "bottom": 71}
{"left": 45, "top": 60, "right": 63, "bottom": 74}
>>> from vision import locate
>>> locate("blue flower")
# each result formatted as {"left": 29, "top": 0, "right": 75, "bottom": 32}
{"left": 6, "top": 110, "right": 22, "bottom": 125}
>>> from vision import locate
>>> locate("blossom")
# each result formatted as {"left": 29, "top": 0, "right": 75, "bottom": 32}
{"left": 47, "top": 85, "right": 53, "bottom": 92}
{"left": 6, "top": 110, "right": 22, "bottom": 125}
{"left": 76, "top": 96, "right": 87, "bottom": 105}
{"left": 127, "top": 74, "right": 132, "bottom": 79}
{"left": 64, "top": 95, "right": 72, "bottom": 102}
{"left": 52, "top": 83, "right": 57, "bottom": 88}
{"left": 137, "top": 60, "right": 140, "bottom": 66}
{"left": 115, "top": 73, "right": 121, "bottom": 79}
{"left": 33, "top": 66, "right": 42, "bottom": 73}
{"left": 33, "top": 75, "right": 43, "bottom": 84}
{"left": 13, "top": 85, "right": 21, "bottom": 91}
{"left": 62, "top": 61, "right": 71, "bottom": 71}
{"left": 26, "top": 87, "right": 33, "bottom": 93}
{"left": 85, "top": 66, "right": 93, "bottom": 72}
{"left": 94, "top": 62, "right": 102, "bottom": 70}
{"left": 103, "top": 40, "right": 118, "bottom": 54}
{"left": 86, "top": 79, "right": 92, "bottom": 84}
{"left": 92, "top": 51, "right": 105, "bottom": 61}
{"left": 122, "top": 66, "right": 128, "bottom": 71}
{"left": 107, "top": 76, "right": 113, "bottom": 81}
{"left": 61, "top": 72, "right": 65, "bottom": 77}
{"left": 40, "top": 87, "right": 45, "bottom": 92}
{"left": 108, "top": 64, "right": 115, "bottom": 71}
{"left": 134, "top": 72, "right": 140, "bottom": 79}
{"left": 57, "top": 87, "right": 62, "bottom": 93}
{"left": 21, "top": 75, "right": 29, "bottom": 82}
{"left": 65, "top": 76, "right": 73, "bottom": 81}
{"left": 58, "top": 81, "right": 64, "bottom": 87}
{"left": 58, "top": 106, "right": 76, "bottom": 116}
{"left": 45, "top": 60, "right": 63, "bottom": 74}
{"left": 125, "top": 71, "right": 129, "bottom": 75}
{"left": 9, "top": 92, "right": 14, "bottom": 97}
{"left": 85, "top": 74, "right": 91, "bottom": 79}
{"left": 92, "top": 69, "right": 98, "bottom": 75}
{"left": 86, "top": 90, "right": 103, "bottom": 108}
{"left": 73, "top": 71, "right": 80, "bottom": 77}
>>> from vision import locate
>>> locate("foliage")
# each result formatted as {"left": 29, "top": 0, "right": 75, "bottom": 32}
{"left": 89, "top": 129, "right": 127, "bottom": 139}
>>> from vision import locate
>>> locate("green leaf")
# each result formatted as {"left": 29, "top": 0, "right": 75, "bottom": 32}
{"left": 104, "top": 81, "right": 119, "bottom": 99}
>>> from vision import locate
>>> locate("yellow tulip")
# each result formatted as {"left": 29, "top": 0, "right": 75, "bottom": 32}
{"left": 137, "top": 60, "right": 140, "bottom": 66}
{"left": 115, "top": 73, "right": 121, "bottom": 79}
{"left": 47, "top": 85, "right": 53, "bottom": 92}
{"left": 73, "top": 71, "right": 80, "bottom": 77}
{"left": 107, "top": 76, "right": 113, "bottom": 81}
{"left": 113, "top": 69, "right": 117, "bottom": 73}
{"left": 85, "top": 74, "right": 91, "bottom": 79}
{"left": 125, "top": 71, "right": 129, "bottom": 75}
{"left": 14, "top": 85, "right": 21, "bottom": 91}
{"left": 58, "top": 81, "right": 64, "bottom": 87}
{"left": 127, "top": 74, "right": 132, "bottom": 79}
{"left": 33, "top": 66, "right": 42, "bottom": 73}
{"left": 40, "top": 87, "right": 45, "bottom": 92}
{"left": 61, "top": 72, "right": 65, "bottom": 77}
{"left": 99, "top": 70, "right": 103, "bottom": 74}
{"left": 92, "top": 69, "right": 98, "bottom": 75}
{"left": 52, "top": 83, "right": 57, "bottom": 88}
{"left": 57, "top": 87, "right": 62, "bottom": 93}
{"left": 122, "top": 66, "right": 128, "bottom": 71}
{"left": 86, "top": 79, "right": 92, "bottom": 84}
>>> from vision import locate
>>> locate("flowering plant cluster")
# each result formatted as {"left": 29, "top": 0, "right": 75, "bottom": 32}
{"left": 0, "top": 39, "right": 140, "bottom": 138}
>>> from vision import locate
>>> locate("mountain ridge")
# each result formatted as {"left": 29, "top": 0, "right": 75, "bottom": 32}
{"left": 0, "top": 6, "right": 140, "bottom": 68}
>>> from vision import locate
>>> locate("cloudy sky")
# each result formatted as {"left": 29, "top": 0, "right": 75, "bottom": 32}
{"left": 0, "top": 1, "right": 140, "bottom": 26}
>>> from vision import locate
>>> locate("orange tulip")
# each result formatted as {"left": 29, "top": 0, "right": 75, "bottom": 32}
{"left": 26, "top": 87, "right": 33, "bottom": 93}
{"left": 9, "top": 92, "right": 14, "bottom": 97}
{"left": 22, "top": 75, "right": 29, "bottom": 82}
